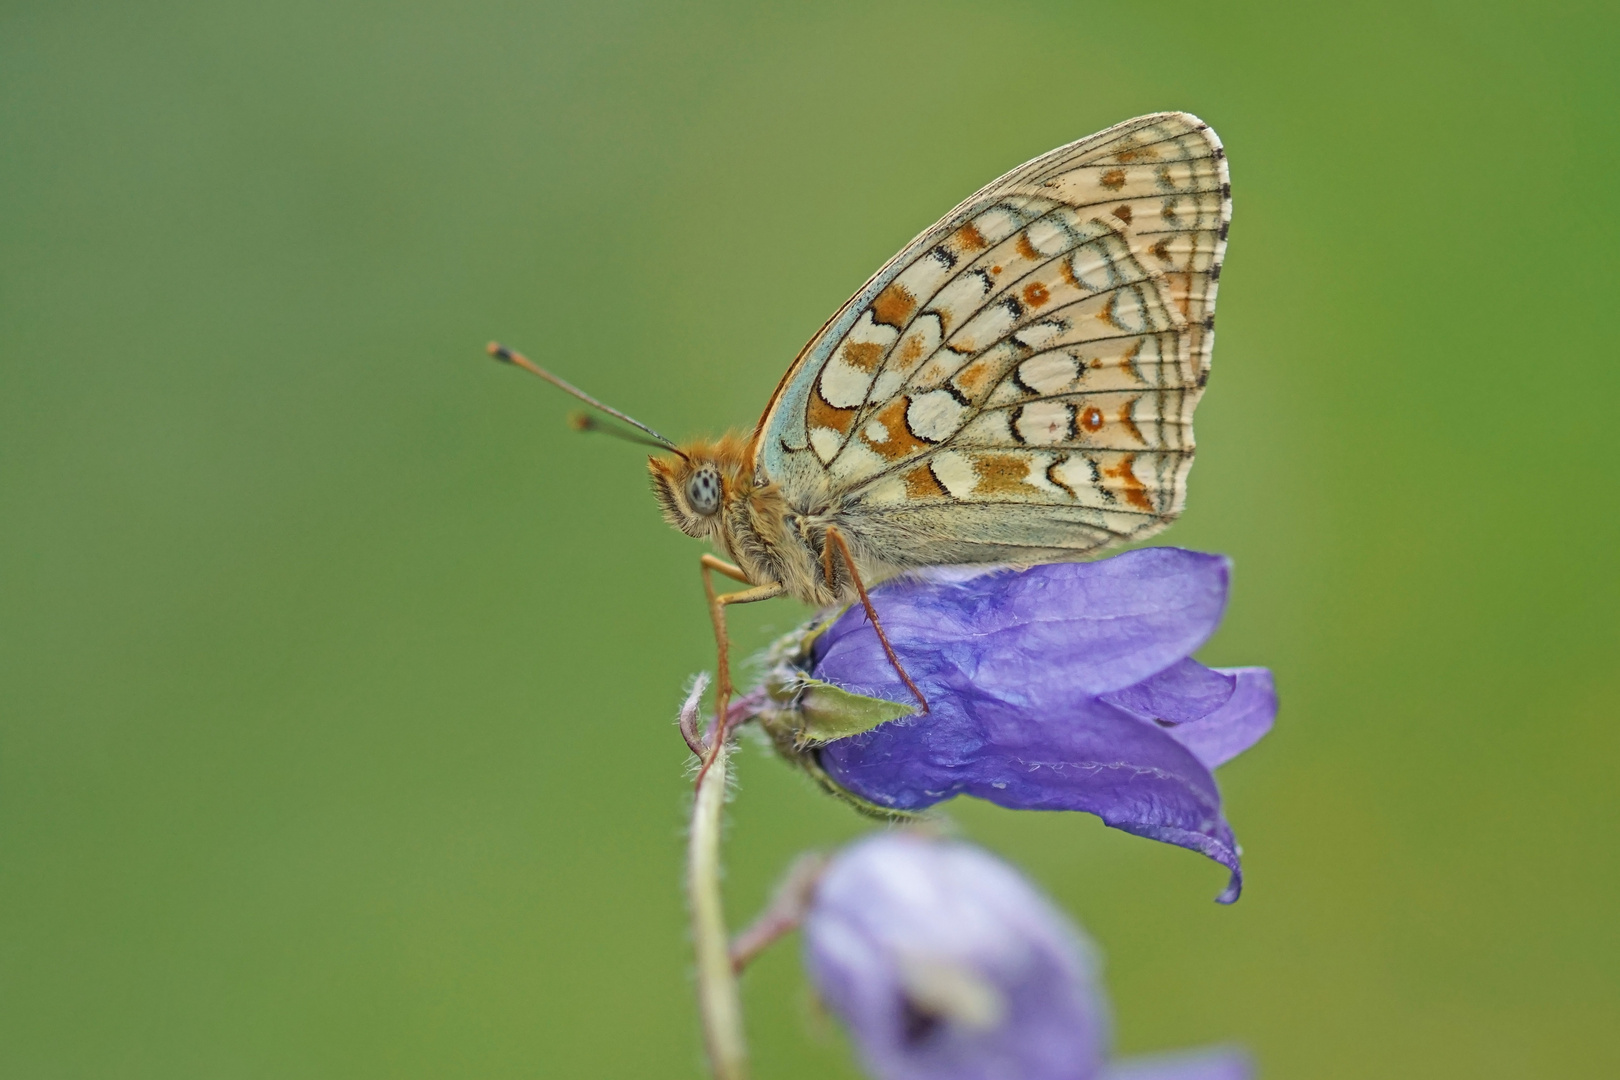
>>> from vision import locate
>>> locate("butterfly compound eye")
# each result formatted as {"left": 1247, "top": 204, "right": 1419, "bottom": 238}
{"left": 686, "top": 467, "right": 722, "bottom": 517}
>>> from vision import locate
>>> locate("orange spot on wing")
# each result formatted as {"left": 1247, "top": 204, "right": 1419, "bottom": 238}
{"left": 863, "top": 396, "right": 931, "bottom": 461}
{"left": 1102, "top": 454, "right": 1154, "bottom": 511}
{"left": 1166, "top": 271, "right": 1193, "bottom": 318}
{"left": 1022, "top": 280, "right": 1050, "bottom": 308}
{"left": 1117, "top": 398, "right": 1145, "bottom": 443}
{"left": 1079, "top": 405, "right": 1106, "bottom": 433}
{"left": 1119, "top": 339, "right": 1144, "bottom": 383}
{"left": 1095, "top": 295, "right": 1118, "bottom": 329}
{"left": 1015, "top": 233, "right": 1040, "bottom": 261}
{"left": 871, "top": 282, "right": 917, "bottom": 329}
{"left": 1112, "top": 204, "right": 1133, "bottom": 225}
{"left": 954, "top": 222, "right": 988, "bottom": 252}
{"left": 843, "top": 341, "right": 885, "bottom": 372}
{"left": 1100, "top": 168, "right": 1126, "bottom": 191}
{"left": 972, "top": 453, "right": 1039, "bottom": 495}
{"left": 902, "top": 462, "right": 948, "bottom": 499}
{"left": 809, "top": 381, "right": 856, "bottom": 434}
{"left": 1046, "top": 459, "right": 1078, "bottom": 499}
{"left": 896, "top": 332, "right": 925, "bottom": 367}
{"left": 952, "top": 356, "right": 1001, "bottom": 400}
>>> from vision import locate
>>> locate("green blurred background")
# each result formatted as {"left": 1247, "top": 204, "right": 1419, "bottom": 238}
{"left": 3, "top": 1, "right": 1617, "bottom": 1076}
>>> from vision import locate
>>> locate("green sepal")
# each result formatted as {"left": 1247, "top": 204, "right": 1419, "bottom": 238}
{"left": 793, "top": 678, "right": 916, "bottom": 745}
{"left": 795, "top": 750, "right": 929, "bottom": 822}
{"left": 754, "top": 614, "right": 927, "bottom": 822}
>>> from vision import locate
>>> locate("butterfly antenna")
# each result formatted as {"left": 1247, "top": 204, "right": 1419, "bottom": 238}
{"left": 568, "top": 411, "right": 677, "bottom": 452}
{"left": 486, "top": 342, "right": 685, "bottom": 456}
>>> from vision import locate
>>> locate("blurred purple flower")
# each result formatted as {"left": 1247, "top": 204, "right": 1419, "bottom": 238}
{"left": 760, "top": 549, "right": 1275, "bottom": 903}
{"left": 805, "top": 832, "right": 1252, "bottom": 1080}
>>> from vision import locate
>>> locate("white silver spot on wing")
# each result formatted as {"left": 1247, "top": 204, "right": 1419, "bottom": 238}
{"left": 809, "top": 426, "right": 842, "bottom": 463}
{"left": 1023, "top": 217, "right": 1070, "bottom": 257}
{"left": 928, "top": 451, "right": 977, "bottom": 499}
{"left": 1109, "top": 287, "right": 1149, "bottom": 334}
{"left": 869, "top": 368, "right": 906, "bottom": 404}
{"left": 971, "top": 204, "right": 1031, "bottom": 247}
{"left": 953, "top": 302, "right": 1017, "bottom": 354}
{"left": 859, "top": 474, "right": 909, "bottom": 506}
{"left": 906, "top": 390, "right": 966, "bottom": 443}
{"left": 1051, "top": 456, "right": 1102, "bottom": 504}
{"left": 956, "top": 410, "right": 1012, "bottom": 446}
{"left": 1015, "top": 401, "right": 1072, "bottom": 446}
{"left": 928, "top": 272, "right": 992, "bottom": 333}
{"left": 820, "top": 358, "right": 874, "bottom": 408}
{"left": 1067, "top": 237, "right": 1128, "bottom": 293}
{"left": 828, "top": 437, "right": 888, "bottom": 485}
{"left": 821, "top": 311, "right": 898, "bottom": 407}
{"left": 1011, "top": 319, "right": 1066, "bottom": 351}
{"left": 1018, "top": 354, "right": 1080, "bottom": 395}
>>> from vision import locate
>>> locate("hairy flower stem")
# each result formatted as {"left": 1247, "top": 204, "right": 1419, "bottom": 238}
{"left": 687, "top": 692, "right": 748, "bottom": 1080}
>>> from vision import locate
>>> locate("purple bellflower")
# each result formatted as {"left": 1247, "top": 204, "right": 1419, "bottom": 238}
{"left": 755, "top": 549, "right": 1275, "bottom": 903}
{"left": 805, "top": 832, "right": 1253, "bottom": 1080}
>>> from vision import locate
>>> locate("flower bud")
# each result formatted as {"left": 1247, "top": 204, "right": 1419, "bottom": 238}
{"left": 804, "top": 832, "right": 1253, "bottom": 1080}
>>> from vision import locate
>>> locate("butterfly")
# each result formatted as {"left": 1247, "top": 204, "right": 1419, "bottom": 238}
{"left": 490, "top": 112, "right": 1230, "bottom": 766}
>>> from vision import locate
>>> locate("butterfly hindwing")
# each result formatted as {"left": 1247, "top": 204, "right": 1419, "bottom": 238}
{"left": 754, "top": 113, "right": 1229, "bottom": 568}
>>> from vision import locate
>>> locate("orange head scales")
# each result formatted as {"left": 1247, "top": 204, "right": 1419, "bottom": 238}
{"left": 648, "top": 432, "right": 754, "bottom": 541}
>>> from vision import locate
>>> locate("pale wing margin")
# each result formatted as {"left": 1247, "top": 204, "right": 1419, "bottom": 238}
{"left": 754, "top": 112, "right": 1230, "bottom": 568}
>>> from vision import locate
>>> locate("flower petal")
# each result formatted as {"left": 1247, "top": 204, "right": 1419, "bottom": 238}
{"left": 1100, "top": 1048, "right": 1255, "bottom": 1080}
{"left": 817, "top": 693, "right": 1246, "bottom": 902}
{"left": 1100, "top": 657, "right": 1236, "bottom": 723}
{"left": 813, "top": 550, "right": 1232, "bottom": 704}
{"left": 1155, "top": 668, "right": 1277, "bottom": 770}
{"left": 770, "top": 549, "right": 1267, "bottom": 902}
{"left": 804, "top": 833, "right": 1110, "bottom": 1080}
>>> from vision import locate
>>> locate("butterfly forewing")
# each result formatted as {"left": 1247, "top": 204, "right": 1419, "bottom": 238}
{"left": 755, "top": 112, "right": 1229, "bottom": 569}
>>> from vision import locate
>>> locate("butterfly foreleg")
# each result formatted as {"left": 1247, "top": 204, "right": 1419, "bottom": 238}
{"left": 696, "top": 556, "right": 784, "bottom": 785}
{"left": 700, "top": 553, "right": 752, "bottom": 585}
{"left": 822, "top": 526, "right": 929, "bottom": 714}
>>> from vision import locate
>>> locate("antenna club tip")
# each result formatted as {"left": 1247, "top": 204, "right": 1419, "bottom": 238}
{"left": 486, "top": 341, "right": 514, "bottom": 362}
{"left": 567, "top": 411, "right": 595, "bottom": 432}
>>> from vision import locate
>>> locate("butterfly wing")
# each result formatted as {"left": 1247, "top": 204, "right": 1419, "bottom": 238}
{"left": 754, "top": 112, "right": 1229, "bottom": 568}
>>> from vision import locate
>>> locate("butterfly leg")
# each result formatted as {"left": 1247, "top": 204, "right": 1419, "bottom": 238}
{"left": 822, "top": 526, "right": 929, "bottom": 713}
{"left": 701, "top": 554, "right": 751, "bottom": 585}
{"left": 696, "top": 555, "right": 783, "bottom": 785}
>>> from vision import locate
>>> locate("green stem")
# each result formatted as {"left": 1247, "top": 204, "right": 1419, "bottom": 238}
{"left": 688, "top": 729, "right": 748, "bottom": 1079}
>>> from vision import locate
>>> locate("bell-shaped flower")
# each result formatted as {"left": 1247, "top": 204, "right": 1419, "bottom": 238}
{"left": 754, "top": 549, "right": 1275, "bottom": 902}
{"left": 804, "top": 831, "right": 1253, "bottom": 1080}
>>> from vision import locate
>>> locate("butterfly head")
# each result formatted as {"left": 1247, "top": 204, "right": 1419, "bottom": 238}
{"left": 648, "top": 433, "right": 751, "bottom": 539}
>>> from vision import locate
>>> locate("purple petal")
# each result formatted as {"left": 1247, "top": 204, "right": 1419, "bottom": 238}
{"left": 813, "top": 550, "right": 1231, "bottom": 704}
{"left": 817, "top": 694, "right": 1246, "bottom": 902}
{"left": 804, "top": 833, "right": 1110, "bottom": 1080}
{"left": 797, "top": 549, "right": 1265, "bottom": 902}
{"left": 1155, "top": 668, "right": 1276, "bottom": 770}
{"left": 1100, "top": 657, "right": 1236, "bottom": 723}
{"left": 1100, "top": 1048, "right": 1255, "bottom": 1080}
